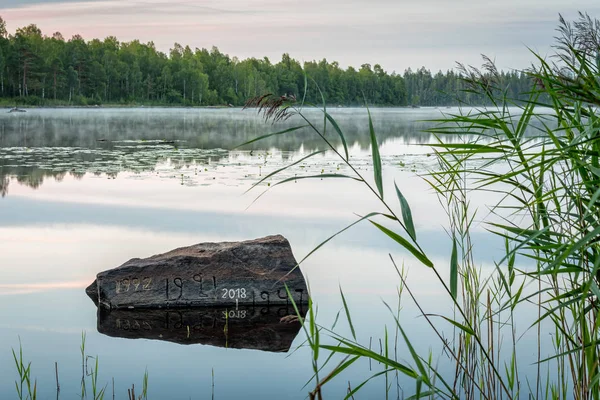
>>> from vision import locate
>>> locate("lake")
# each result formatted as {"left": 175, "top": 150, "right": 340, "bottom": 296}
{"left": 0, "top": 107, "right": 527, "bottom": 399}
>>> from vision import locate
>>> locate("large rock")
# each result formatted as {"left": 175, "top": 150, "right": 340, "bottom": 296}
{"left": 86, "top": 235, "right": 309, "bottom": 310}
{"left": 96, "top": 305, "right": 306, "bottom": 352}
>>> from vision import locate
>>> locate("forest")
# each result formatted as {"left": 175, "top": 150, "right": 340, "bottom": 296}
{"left": 0, "top": 16, "right": 535, "bottom": 107}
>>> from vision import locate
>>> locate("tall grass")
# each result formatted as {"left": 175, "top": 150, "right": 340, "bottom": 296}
{"left": 12, "top": 333, "right": 149, "bottom": 400}
{"left": 241, "top": 13, "right": 600, "bottom": 399}
{"left": 12, "top": 338, "right": 37, "bottom": 400}
{"left": 425, "top": 12, "right": 600, "bottom": 399}
{"left": 127, "top": 369, "right": 149, "bottom": 400}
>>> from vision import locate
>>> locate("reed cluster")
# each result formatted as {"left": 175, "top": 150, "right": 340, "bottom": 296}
{"left": 244, "top": 13, "right": 600, "bottom": 399}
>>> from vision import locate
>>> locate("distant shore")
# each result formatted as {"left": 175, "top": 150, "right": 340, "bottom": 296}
{"left": 0, "top": 104, "right": 452, "bottom": 110}
{"left": 0, "top": 104, "right": 237, "bottom": 110}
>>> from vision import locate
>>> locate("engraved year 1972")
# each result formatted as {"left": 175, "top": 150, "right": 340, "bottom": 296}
{"left": 115, "top": 277, "right": 152, "bottom": 294}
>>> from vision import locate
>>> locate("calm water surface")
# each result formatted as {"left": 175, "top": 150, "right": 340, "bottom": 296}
{"left": 0, "top": 107, "right": 525, "bottom": 399}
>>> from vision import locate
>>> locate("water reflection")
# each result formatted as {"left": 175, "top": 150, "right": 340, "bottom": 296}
{"left": 0, "top": 141, "right": 432, "bottom": 197}
{"left": 96, "top": 306, "right": 306, "bottom": 352}
{"left": 0, "top": 143, "right": 230, "bottom": 196}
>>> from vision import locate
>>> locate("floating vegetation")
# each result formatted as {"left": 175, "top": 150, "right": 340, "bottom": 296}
{"left": 0, "top": 141, "right": 436, "bottom": 195}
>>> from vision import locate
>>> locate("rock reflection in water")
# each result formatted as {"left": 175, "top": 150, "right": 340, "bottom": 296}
{"left": 97, "top": 305, "right": 306, "bottom": 353}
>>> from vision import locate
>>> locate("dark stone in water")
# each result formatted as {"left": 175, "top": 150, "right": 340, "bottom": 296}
{"left": 96, "top": 305, "right": 306, "bottom": 352}
{"left": 86, "top": 235, "right": 309, "bottom": 309}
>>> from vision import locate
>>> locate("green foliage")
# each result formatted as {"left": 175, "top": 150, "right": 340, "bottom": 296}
{"left": 425, "top": 12, "right": 600, "bottom": 398}
{"left": 12, "top": 339, "right": 36, "bottom": 400}
{"left": 0, "top": 17, "right": 536, "bottom": 107}
{"left": 14, "top": 333, "right": 149, "bottom": 400}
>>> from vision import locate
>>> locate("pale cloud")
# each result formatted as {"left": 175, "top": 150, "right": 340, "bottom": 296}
{"left": 1, "top": 0, "right": 599, "bottom": 72}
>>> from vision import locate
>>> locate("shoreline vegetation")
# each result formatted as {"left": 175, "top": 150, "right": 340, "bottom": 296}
{"left": 0, "top": 16, "right": 535, "bottom": 109}
{"left": 0, "top": 102, "right": 440, "bottom": 109}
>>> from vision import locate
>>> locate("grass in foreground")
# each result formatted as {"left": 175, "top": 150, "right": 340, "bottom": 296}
{"left": 11, "top": 333, "right": 149, "bottom": 400}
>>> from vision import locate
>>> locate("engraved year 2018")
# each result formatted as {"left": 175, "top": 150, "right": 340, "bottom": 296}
{"left": 221, "top": 288, "right": 247, "bottom": 299}
{"left": 116, "top": 277, "right": 152, "bottom": 294}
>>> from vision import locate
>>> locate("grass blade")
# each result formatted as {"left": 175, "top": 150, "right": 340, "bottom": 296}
{"left": 324, "top": 111, "right": 349, "bottom": 161}
{"left": 320, "top": 344, "right": 417, "bottom": 378}
{"left": 450, "top": 236, "right": 458, "bottom": 300}
{"left": 395, "top": 182, "right": 416, "bottom": 241}
{"left": 244, "top": 150, "right": 326, "bottom": 194}
{"left": 367, "top": 105, "right": 384, "bottom": 198}
{"left": 370, "top": 221, "right": 433, "bottom": 268}
{"left": 319, "top": 355, "right": 360, "bottom": 387}
{"left": 233, "top": 125, "right": 308, "bottom": 149}
{"left": 274, "top": 212, "right": 386, "bottom": 285}
{"left": 426, "top": 314, "right": 476, "bottom": 336}
{"left": 339, "top": 286, "right": 357, "bottom": 340}
{"left": 344, "top": 369, "right": 394, "bottom": 399}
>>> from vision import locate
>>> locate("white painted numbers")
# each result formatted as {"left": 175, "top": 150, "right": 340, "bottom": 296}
{"left": 221, "top": 288, "right": 247, "bottom": 299}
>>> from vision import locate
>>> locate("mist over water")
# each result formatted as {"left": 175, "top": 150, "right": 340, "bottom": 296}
{"left": 0, "top": 107, "right": 441, "bottom": 148}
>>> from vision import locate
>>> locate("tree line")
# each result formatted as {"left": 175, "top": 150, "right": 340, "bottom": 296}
{"left": 0, "top": 17, "right": 535, "bottom": 107}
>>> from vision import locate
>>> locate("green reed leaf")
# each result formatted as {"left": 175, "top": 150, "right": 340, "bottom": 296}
{"left": 367, "top": 106, "right": 383, "bottom": 198}
{"left": 233, "top": 125, "right": 308, "bottom": 149}
{"left": 450, "top": 236, "right": 458, "bottom": 300}
{"left": 244, "top": 150, "right": 325, "bottom": 194}
{"left": 395, "top": 182, "right": 416, "bottom": 241}
{"left": 319, "top": 356, "right": 360, "bottom": 387}
{"left": 370, "top": 221, "right": 433, "bottom": 268}
{"left": 339, "top": 286, "right": 357, "bottom": 340}
{"left": 324, "top": 111, "right": 349, "bottom": 161}
{"left": 426, "top": 314, "right": 476, "bottom": 336}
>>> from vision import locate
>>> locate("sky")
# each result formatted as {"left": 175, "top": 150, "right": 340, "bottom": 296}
{"left": 1, "top": 0, "right": 599, "bottom": 74}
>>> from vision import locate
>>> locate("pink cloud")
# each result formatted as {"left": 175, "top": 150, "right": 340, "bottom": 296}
{"left": 0, "top": 280, "right": 90, "bottom": 295}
